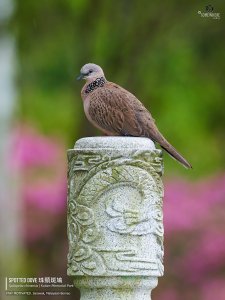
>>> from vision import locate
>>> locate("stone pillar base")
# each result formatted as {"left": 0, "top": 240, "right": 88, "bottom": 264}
{"left": 75, "top": 276, "right": 158, "bottom": 300}
{"left": 67, "top": 137, "right": 164, "bottom": 299}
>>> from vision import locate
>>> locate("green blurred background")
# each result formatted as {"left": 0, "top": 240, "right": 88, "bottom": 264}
{"left": 13, "top": 0, "right": 225, "bottom": 177}
{"left": 0, "top": 0, "right": 225, "bottom": 300}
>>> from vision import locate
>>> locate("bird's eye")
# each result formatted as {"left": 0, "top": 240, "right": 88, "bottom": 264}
{"left": 89, "top": 70, "right": 93, "bottom": 74}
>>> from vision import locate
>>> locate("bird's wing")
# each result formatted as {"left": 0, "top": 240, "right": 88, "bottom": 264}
{"left": 88, "top": 82, "right": 168, "bottom": 142}
{"left": 88, "top": 82, "right": 192, "bottom": 168}
{"left": 88, "top": 83, "right": 145, "bottom": 136}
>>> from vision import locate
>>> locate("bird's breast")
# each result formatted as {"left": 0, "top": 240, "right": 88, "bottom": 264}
{"left": 83, "top": 98, "right": 105, "bottom": 134}
{"left": 83, "top": 98, "right": 92, "bottom": 122}
{"left": 83, "top": 96, "right": 117, "bottom": 136}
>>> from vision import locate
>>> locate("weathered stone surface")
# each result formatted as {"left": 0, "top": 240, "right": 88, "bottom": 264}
{"left": 67, "top": 137, "right": 164, "bottom": 299}
{"left": 74, "top": 276, "right": 158, "bottom": 300}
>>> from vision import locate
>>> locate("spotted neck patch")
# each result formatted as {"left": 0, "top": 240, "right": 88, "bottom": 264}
{"left": 85, "top": 77, "right": 106, "bottom": 94}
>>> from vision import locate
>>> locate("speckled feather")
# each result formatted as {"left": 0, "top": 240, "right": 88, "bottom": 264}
{"left": 81, "top": 77, "right": 192, "bottom": 169}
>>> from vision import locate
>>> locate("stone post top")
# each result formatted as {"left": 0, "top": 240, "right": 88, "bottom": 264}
{"left": 74, "top": 136, "right": 155, "bottom": 150}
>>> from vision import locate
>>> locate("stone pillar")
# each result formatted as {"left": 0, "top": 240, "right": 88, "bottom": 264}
{"left": 67, "top": 137, "right": 164, "bottom": 300}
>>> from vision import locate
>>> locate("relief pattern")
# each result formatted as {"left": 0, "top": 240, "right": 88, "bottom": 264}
{"left": 67, "top": 147, "right": 164, "bottom": 276}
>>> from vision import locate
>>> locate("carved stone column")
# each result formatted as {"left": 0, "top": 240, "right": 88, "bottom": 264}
{"left": 67, "top": 137, "right": 164, "bottom": 300}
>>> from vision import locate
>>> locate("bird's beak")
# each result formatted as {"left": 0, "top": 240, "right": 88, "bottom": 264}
{"left": 76, "top": 73, "right": 84, "bottom": 80}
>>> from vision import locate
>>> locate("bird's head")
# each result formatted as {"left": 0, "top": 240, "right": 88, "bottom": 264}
{"left": 77, "top": 63, "right": 105, "bottom": 82}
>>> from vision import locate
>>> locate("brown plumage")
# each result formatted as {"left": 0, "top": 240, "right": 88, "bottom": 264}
{"left": 77, "top": 63, "right": 192, "bottom": 169}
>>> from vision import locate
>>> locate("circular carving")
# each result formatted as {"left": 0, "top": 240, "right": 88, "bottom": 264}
{"left": 67, "top": 150, "right": 164, "bottom": 277}
{"left": 77, "top": 165, "right": 161, "bottom": 207}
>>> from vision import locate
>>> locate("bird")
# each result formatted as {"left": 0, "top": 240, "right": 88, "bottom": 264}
{"left": 77, "top": 63, "right": 192, "bottom": 169}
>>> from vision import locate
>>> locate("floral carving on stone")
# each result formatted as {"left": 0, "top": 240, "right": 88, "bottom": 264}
{"left": 67, "top": 143, "right": 164, "bottom": 277}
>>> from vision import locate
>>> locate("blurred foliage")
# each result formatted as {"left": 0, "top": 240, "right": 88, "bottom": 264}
{"left": 12, "top": 0, "right": 225, "bottom": 177}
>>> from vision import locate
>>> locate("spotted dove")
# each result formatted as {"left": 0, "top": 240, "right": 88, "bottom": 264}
{"left": 77, "top": 63, "right": 192, "bottom": 169}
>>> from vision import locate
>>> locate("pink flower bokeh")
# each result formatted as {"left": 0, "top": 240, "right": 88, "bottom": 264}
{"left": 155, "top": 174, "right": 225, "bottom": 299}
{"left": 164, "top": 174, "right": 225, "bottom": 234}
{"left": 12, "top": 126, "right": 67, "bottom": 242}
{"left": 11, "top": 126, "right": 60, "bottom": 169}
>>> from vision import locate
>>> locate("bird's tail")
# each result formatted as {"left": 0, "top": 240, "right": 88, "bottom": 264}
{"left": 160, "top": 138, "right": 192, "bottom": 169}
